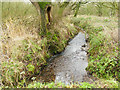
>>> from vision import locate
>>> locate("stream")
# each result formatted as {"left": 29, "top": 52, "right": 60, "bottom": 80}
{"left": 38, "top": 32, "right": 93, "bottom": 84}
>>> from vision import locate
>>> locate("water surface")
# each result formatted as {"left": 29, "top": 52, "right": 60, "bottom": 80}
{"left": 40, "top": 32, "right": 89, "bottom": 84}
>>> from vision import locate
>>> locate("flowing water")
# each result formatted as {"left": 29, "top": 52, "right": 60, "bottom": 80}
{"left": 39, "top": 32, "right": 92, "bottom": 84}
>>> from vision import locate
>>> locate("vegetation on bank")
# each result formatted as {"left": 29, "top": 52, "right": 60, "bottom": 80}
{"left": 27, "top": 79, "right": 118, "bottom": 88}
{"left": 26, "top": 15, "right": 119, "bottom": 88}
{"left": 1, "top": 2, "right": 78, "bottom": 88}
{"left": 71, "top": 15, "right": 119, "bottom": 86}
{"left": 0, "top": 2, "right": 119, "bottom": 88}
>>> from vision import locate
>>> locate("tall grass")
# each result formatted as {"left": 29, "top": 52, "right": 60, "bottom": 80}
{"left": 1, "top": 2, "right": 79, "bottom": 87}
{"left": 2, "top": 2, "right": 38, "bottom": 21}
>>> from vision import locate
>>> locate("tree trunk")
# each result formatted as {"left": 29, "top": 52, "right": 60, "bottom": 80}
{"left": 40, "top": 8, "right": 46, "bottom": 35}
{"left": 30, "top": 1, "right": 51, "bottom": 35}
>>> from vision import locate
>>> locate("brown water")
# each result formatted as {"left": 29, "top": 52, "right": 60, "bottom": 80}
{"left": 38, "top": 32, "right": 93, "bottom": 84}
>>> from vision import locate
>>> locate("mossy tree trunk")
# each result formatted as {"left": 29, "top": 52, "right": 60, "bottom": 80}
{"left": 40, "top": 8, "right": 46, "bottom": 35}
{"left": 30, "top": 1, "right": 51, "bottom": 35}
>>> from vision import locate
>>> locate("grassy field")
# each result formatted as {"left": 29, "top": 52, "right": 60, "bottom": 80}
{"left": 0, "top": 2, "right": 119, "bottom": 88}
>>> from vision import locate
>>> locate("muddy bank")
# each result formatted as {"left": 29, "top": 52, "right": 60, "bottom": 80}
{"left": 38, "top": 32, "right": 93, "bottom": 84}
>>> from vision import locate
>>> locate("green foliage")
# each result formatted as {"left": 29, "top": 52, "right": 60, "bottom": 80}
{"left": 72, "top": 16, "right": 119, "bottom": 80}
{"left": 27, "top": 81, "right": 94, "bottom": 88}
{"left": 21, "top": 39, "right": 49, "bottom": 78}
{"left": 80, "top": 82, "right": 94, "bottom": 88}
{"left": 1, "top": 60, "right": 26, "bottom": 87}
{"left": 38, "top": 2, "right": 51, "bottom": 10}
{"left": 104, "top": 18, "right": 111, "bottom": 22}
{"left": 27, "top": 64, "right": 35, "bottom": 73}
{"left": 46, "top": 30, "right": 68, "bottom": 54}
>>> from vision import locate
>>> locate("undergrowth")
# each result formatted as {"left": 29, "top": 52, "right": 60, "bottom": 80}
{"left": 1, "top": 2, "right": 119, "bottom": 88}
{"left": 1, "top": 2, "right": 78, "bottom": 87}
{"left": 71, "top": 15, "right": 119, "bottom": 81}
{"left": 27, "top": 78, "right": 118, "bottom": 88}
{"left": 27, "top": 82, "right": 94, "bottom": 88}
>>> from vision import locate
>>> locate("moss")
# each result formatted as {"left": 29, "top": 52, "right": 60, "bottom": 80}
{"left": 38, "top": 2, "right": 51, "bottom": 10}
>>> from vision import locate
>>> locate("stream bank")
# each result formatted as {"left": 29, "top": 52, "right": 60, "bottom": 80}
{"left": 38, "top": 32, "right": 94, "bottom": 84}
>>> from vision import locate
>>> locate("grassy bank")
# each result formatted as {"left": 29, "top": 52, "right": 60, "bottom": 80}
{"left": 1, "top": 2, "right": 79, "bottom": 88}
{"left": 27, "top": 79, "right": 118, "bottom": 88}
{"left": 1, "top": 15, "right": 119, "bottom": 88}
{"left": 1, "top": 2, "right": 119, "bottom": 88}
{"left": 71, "top": 15, "right": 119, "bottom": 87}
{"left": 26, "top": 15, "right": 119, "bottom": 88}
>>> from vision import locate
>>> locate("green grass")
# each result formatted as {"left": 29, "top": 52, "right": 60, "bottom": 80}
{"left": 71, "top": 15, "right": 119, "bottom": 85}
{"left": 26, "top": 79, "right": 118, "bottom": 88}
{"left": 27, "top": 82, "right": 94, "bottom": 88}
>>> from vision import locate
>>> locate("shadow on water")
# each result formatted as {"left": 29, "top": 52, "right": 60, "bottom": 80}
{"left": 38, "top": 32, "right": 93, "bottom": 84}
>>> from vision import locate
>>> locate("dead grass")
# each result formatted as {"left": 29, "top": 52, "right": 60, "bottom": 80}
{"left": 0, "top": 13, "right": 78, "bottom": 87}
{"left": 0, "top": 2, "right": 79, "bottom": 87}
{"left": 93, "top": 78, "right": 118, "bottom": 88}
{"left": 77, "top": 15, "right": 118, "bottom": 43}
{"left": 1, "top": 16, "right": 39, "bottom": 59}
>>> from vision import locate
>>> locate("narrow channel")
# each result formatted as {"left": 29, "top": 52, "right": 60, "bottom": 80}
{"left": 39, "top": 32, "right": 89, "bottom": 84}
